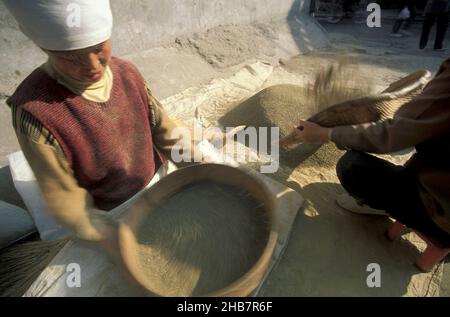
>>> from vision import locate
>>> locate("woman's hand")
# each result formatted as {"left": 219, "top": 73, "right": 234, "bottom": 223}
{"left": 280, "top": 120, "right": 331, "bottom": 146}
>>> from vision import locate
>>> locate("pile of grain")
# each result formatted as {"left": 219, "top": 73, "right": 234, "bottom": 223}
{"left": 136, "top": 182, "right": 269, "bottom": 297}
{"left": 219, "top": 59, "right": 374, "bottom": 169}
{"left": 219, "top": 84, "right": 343, "bottom": 168}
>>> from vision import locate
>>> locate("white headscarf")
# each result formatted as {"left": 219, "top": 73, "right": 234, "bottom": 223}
{"left": 3, "top": 0, "right": 113, "bottom": 51}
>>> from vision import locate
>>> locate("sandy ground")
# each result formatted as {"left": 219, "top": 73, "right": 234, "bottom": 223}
{"left": 0, "top": 14, "right": 448, "bottom": 296}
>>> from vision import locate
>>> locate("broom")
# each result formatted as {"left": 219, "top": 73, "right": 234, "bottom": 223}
{"left": 0, "top": 239, "right": 68, "bottom": 297}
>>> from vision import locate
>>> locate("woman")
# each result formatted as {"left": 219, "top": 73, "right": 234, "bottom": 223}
{"left": 3, "top": 0, "right": 193, "bottom": 256}
{"left": 282, "top": 57, "right": 450, "bottom": 247}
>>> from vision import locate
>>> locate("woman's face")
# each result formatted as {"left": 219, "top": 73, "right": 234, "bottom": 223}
{"left": 46, "top": 40, "right": 112, "bottom": 83}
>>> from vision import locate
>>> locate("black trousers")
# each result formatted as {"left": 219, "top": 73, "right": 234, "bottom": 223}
{"left": 420, "top": 12, "right": 450, "bottom": 50}
{"left": 336, "top": 151, "right": 450, "bottom": 247}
